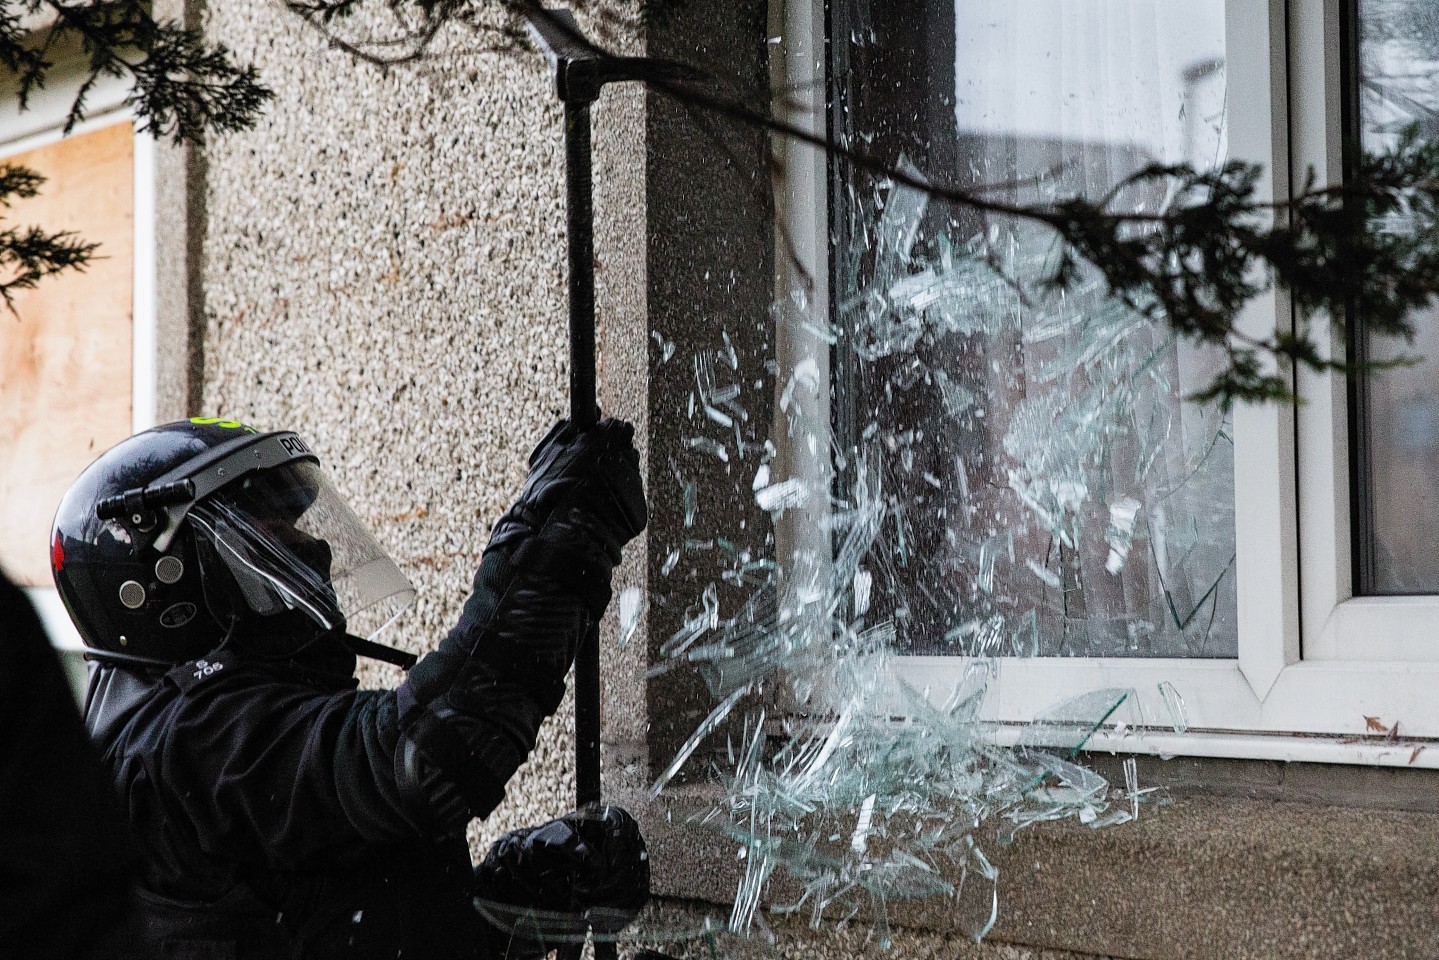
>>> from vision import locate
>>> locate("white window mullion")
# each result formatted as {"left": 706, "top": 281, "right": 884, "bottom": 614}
{"left": 1291, "top": 0, "right": 1439, "bottom": 664}
{"left": 1227, "top": 0, "right": 1302, "bottom": 700}
{"left": 1291, "top": 0, "right": 1355, "bottom": 661}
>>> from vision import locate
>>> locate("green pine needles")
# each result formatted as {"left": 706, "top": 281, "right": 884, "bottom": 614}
{"left": 0, "top": 1, "right": 271, "bottom": 305}
{"left": 0, "top": 159, "right": 92, "bottom": 300}
{"left": 5, "top": 0, "right": 1439, "bottom": 409}
{"left": 1035, "top": 130, "right": 1439, "bottom": 405}
{"left": 282, "top": 0, "right": 1439, "bottom": 407}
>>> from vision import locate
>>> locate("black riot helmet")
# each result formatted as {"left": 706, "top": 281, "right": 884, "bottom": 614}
{"left": 51, "top": 418, "right": 417, "bottom": 668}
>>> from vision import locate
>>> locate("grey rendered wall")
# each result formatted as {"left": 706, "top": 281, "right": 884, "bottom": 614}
{"left": 152, "top": 0, "right": 206, "bottom": 423}
{"left": 195, "top": 3, "right": 582, "bottom": 852}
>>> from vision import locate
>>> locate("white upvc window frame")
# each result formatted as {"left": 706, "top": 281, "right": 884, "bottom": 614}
{"left": 1290, "top": 0, "right": 1439, "bottom": 669}
{"left": 779, "top": 0, "right": 1439, "bottom": 768}
{"left": 0, "top": 63, "right": 160, "bottom": 652}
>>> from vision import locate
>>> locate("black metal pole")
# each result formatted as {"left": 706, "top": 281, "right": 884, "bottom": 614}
{"left": 528, "top": 12, "right": 686, "bottom": 958}
{"left": 561, "top": 95, "right": 612, "bottom": 960}
{"left": 566, "top": 100, "right": 599, "bottom": 435}
{"left": 564, "top": 99, "right": 603, "bottom": 813}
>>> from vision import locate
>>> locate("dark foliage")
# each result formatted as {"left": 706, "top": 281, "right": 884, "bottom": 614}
{"left": 283, "top": 0, "right": 685, "bottom": 65}
{"left": 278, "top": 0, "right": 1439, "bottom": 407}
{"left": 1036, "top": 131, "right": 1439, "bottom": 405}
{"left": 0, "top": 159, "right": 93, "bottom": 305}
{"left": 0, "top": 1, "right": 271, "bottom": 304}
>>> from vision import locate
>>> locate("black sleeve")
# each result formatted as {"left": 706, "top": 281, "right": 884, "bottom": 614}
{"left": 394, "top": 424, "right": 646, "bottom": 825}
{"left": 0, "top": 568, "right": 137, "bottom": 959}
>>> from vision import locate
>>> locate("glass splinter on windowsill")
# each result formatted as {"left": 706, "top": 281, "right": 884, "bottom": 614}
{"left": 1158, "top": 680, "right": 1190, "bottom": 734}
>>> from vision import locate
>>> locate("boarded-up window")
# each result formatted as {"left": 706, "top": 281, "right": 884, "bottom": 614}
{"left": 0, "top": 121, "right": 134, "bottom": 586}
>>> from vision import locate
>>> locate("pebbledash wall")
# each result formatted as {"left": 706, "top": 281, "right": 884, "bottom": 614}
{"left": 164, "top": 3, "right": 1439, "bottom": 959}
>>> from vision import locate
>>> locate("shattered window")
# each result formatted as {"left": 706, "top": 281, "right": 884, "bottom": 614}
{"left": 1352, "top": 0, "right": 1439, "bottom": 594}
{"left": 828, "top": 0, "right": 1238, "bottom": 657}
{"left": 646, "top": 4, "right": 1240, "bottom": 942}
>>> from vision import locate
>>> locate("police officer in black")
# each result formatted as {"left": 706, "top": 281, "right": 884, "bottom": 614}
{"left": 51, "top": 416, "right": 650, "bottom": 959}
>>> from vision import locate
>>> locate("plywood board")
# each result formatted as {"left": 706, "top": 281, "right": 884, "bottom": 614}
{"left": 0, "top": 121, "right": 133, "bottom": 586}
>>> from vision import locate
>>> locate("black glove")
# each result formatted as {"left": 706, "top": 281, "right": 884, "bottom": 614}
{"left": 490, "top": 417, "right": 647, "bottom": 612}
{"left": 396, "top": 420, "right": 646, "bottom": 827}
{"left": 473, "top": 805, "right": 650, "bottom": 950}
{"left": 498, "top": 418, "right": 647, "bottom": 541}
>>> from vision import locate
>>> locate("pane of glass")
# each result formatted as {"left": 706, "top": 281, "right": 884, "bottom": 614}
{"left": 1354, "top": 0, "right": 1439, "bottom": 594}
{"left": 829, "top": 0, "right": 1237, "bottom": 656}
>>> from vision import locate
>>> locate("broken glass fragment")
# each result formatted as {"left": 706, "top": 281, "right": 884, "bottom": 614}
{"left": 684, "top": 481, "right": 698, "bottom": 528}
{"left": 1106, "top": 497, "right": 1143, "bottom": 574}
{"left": 705, "top": 405, "right": 735, "bottom": 428}
{"left": 1011, "top": 609, "right": 1038, "bottom": 658}
{"left": 1124, "top": 756, "right": 1141, "bottom": 820}
{"left": 618, "top": 587, "right": 645, "bottom": 648}
{"left": 660, "top": 548, "right": 681, "bottom": 577}
{"left": 1017, "top": 688, "right": 1133, "bottom": 758}
{"left": 851, "top": 568, "right": 872, "bottom": 618}
{"left": 711, "top": 383, "right": 741, "bottom": 405}
{"left": 640, "top": 4, "right": 1237, "bottom": 946}
{"left": 1157, "top": 680, "right": 1189, "bottom": 735}
{"left": 651, "top": 329, "right": 676, "bottom": 363}
{"left": 650, "top": 686, "right": 750, "bottom": 797}
{"left": 977, "top": 532, "right": 1013, "bottom": 595}
{"left": 721, "top": 329, "right": 740, "bottom": 370}
{"left": 687, "top": 437, "right": 730, "bottom": 462}
{"left": 1024, "top": 558, "right": 1061, "bottom": 589}
{"left": 755, "top": 477, "right": 808, "bottom": 513}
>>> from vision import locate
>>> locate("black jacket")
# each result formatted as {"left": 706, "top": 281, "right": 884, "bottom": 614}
{"left": 0, "top": 569, "right": 137, "bottom": 958}
{"left": 85, "top": 643, "right": 490, "bottom": 960}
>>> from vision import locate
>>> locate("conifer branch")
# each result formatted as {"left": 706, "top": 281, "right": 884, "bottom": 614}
{"left": 278, "top": 1, "right": 1439, "bottom": 406}
{"left": 0, "top": 1, "right": 272, "bottom": 302}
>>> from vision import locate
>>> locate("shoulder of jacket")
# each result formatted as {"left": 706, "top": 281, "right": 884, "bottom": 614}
{"left": 166, "top": 650, "right": 239, "bottom": 695}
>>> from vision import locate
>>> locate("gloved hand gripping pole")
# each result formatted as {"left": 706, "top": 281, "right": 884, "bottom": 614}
{"left": 524, "top": 9, "right": 692, "bottom": 958}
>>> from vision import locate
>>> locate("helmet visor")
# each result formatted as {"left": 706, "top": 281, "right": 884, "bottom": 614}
{"left": 186, "top": 461, "right": 416, "bottom": 639}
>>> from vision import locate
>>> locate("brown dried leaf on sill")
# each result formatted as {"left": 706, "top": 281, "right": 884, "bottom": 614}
{"left": 1410, "top": 745, "right": 1425, "bottom": 765}
{"left": 1365, "top": 715, "right": 1389, "bottom": 734}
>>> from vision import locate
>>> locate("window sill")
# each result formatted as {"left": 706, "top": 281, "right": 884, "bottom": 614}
{"left": 626, "top": 785, "right": 1439, "bottom": 959}
{"left": 894, "top": 655, "right": 1439, "bottom": 742}
{"left": 1010, "top": 726, "right": 1439, "bottom": 770}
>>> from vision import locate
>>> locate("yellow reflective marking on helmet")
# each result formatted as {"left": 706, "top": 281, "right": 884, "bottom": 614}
{"left": 189, "top": 416, "right": 257, "bottom": 433}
